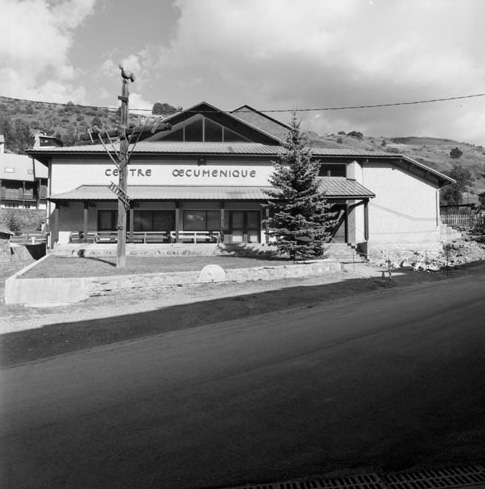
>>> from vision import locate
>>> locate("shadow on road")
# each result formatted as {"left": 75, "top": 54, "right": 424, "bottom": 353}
{"left": 2, "top": 263, "right": 482, "bottom": 368}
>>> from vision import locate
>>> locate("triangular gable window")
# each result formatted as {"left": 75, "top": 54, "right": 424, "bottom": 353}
{"left": 158, "top": 115, "right": 249, "bottom": 142}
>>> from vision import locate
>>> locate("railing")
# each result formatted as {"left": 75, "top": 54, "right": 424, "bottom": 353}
{"left": 67, "top": 230, "right": 222, "bottom": 244}
{"left": 10, "top": 233, "right": 47, "bottom": 244}
{"left": 170, "top": 231, "right": 221, "bottom": 243}
{"left": 127, "top": 231, "right": 170, "bottom": 244}
{"left": 68, "top": 231, "right": 171, "bottom": 244}
{"left": 441, "top": 214, "right": 485, "bottom": 229}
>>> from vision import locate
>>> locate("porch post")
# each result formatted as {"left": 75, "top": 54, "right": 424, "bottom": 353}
{"left": 344, "top": 202, "right": 349, "bottom": 243}
{"left": 364, "top": 199, "right": 369, "bottom": 241}
{"left": 52, "top": 205, "right": 59, "bottom": 249}
{"left": 175, "top": 202, "right": 180, "bottom": 243}
{"left": 129, "top": 203, "right": 135, "bottom": 243}
{"left": 220, "top": 202, "right": 225, "bottom": 242}
{"left": 83, "top": 202, "right": 89, "bottom": 243}
{"left": 264, "top": 206, "right": 270, "bottom": 244}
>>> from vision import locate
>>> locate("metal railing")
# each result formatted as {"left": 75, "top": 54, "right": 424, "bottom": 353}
{"left": 441, "top": 214, "right": 485, "bottom": 229}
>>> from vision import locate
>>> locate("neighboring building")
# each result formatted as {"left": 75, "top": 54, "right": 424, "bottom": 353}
{"left": 0, "top": 135, "right": 48, "bottom": 209}
{"left": 28, "top": 102, "right": 454, "bottom": 252}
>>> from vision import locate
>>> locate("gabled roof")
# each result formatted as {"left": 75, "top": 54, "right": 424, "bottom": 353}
{"left": 26, "top": 100, "right": 455, "bottom": 188}
{"left": 147, "top": 101, "right": 283, "bottom": 145}
{"left": 231, "top": 105, "right": 291, "bottom": 142}
{"left": 0, "top": 152, "right": 36, "bottom": 181}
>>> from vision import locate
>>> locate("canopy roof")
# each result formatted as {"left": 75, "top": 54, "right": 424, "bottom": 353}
{"left": 49, "top": 178, "right": 375, "bottom": 202}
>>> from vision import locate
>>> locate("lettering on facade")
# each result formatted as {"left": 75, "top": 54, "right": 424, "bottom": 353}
{"left": 105, "top": 168, "right": 152, "bottom": 177}
{"left": 172, "top": 169, "right": 257, "bottom": 178}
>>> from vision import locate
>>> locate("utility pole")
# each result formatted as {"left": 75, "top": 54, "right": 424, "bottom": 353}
{"left": 116, "top": 65, "right": 135, "bottom": 268}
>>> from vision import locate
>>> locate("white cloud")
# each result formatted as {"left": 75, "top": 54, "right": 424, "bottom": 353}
{"left": 129, "top": 93, "right": 153, "bottom": 115}
{"left": 144, "top": 0, "right": 485, "bottom": 144}
{"left": 0, "top": 0, "right": 97, "bottom": 103}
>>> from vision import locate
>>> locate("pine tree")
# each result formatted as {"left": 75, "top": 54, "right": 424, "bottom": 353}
{"left": 264, "top": 114, "right": 337, "bottom": 261}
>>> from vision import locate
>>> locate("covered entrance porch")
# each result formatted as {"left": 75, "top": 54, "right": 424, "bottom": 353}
{"left": 47, "top": 179, "right": 375, "bottom": 251}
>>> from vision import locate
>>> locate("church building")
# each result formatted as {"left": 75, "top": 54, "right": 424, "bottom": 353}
{"left": 28, "top": 102, "right": 453, "bottom": 253}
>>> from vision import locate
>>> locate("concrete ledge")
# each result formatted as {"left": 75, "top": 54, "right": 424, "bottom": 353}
{"left": 4, "top": 258, "right": 341, "bottom": 305}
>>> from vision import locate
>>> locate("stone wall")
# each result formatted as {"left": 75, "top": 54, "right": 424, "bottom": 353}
{"left": 5, "top": 258, "right": 341, "bottom": 305}
{"left": 368, "top": 239, "right": 485, "bottom": 270}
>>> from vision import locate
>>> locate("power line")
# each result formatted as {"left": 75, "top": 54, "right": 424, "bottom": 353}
{"left": 1, "top": 92, "right": 484, "bottom": 115}
{"left": 258, "top": 92, "right": 485, "bottom": 113}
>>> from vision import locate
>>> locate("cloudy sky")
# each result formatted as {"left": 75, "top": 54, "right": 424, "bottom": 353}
{"left": 1, "top": 0, "right": 484, "bottom": 144}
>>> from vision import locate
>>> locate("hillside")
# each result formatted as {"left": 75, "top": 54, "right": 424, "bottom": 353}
{"left": 1, "top": 95, "right": 484, "bottom": 196}
{"left": 0, "top": 96, "right": 177, "bottom": 151}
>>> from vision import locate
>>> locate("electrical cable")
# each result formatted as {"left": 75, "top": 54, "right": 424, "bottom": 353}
{"left": 1, "top": 92, "right": 484, "bottom": 116}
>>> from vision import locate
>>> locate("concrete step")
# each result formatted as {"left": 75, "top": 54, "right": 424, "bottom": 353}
{"left": 326, "top": 243, "right": 367, "bottom": 263}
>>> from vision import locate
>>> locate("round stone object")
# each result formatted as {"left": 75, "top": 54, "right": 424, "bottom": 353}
{"left": 198, "top": 264, "right": 227, "bottom": 283}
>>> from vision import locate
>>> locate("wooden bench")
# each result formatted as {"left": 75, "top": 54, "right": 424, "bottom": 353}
{"left": 170, "top": 231, "right": 221, "bottom": 243}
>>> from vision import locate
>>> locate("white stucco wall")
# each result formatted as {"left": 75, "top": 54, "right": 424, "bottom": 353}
{"left": 362, "top": 162, "right": 440, "bottom": 244}
{"left": 50, "top": 158, "right": 274, "bottom": 194}
{"left": 47, "top": 155, "right": 444, "bottom": 247}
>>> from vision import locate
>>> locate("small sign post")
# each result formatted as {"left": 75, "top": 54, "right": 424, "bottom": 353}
{"left": 108, "top": 181, "right": 131, "bottom": 208}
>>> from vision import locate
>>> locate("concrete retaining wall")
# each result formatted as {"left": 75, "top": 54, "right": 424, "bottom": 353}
{"left": 5, "top": 258, "right": 341, "bottom": 305}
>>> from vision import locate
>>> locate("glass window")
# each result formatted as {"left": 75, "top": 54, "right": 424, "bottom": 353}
{"left": 185, "top": 118, "right": 203, "bottom": 142}
{"left": 153, "top": 211, "right": 175, "bottom": 231}
{"left": 134, "top": 210, "right": 175, "bottom": 231}
{"left": 184, "top": 210, "right": 221, "bottom": 231}
{"left": 134, "top": 211, "right": 151, "bottom": 231}
{"left": 205, "top": 119, "right": 223, "bottom": 142}
{"left": 247, "top": 211, "right": 260, "bottom": 230}
{"left": 223, "top": 128, "right": 248, "bottom": 142}
{"left": 162, "top": 128, "right": 184, "bottom": 141}
{"left": 98, "top": 210, "right": 117, "bottom": 231}
{"left": 184, "top": 211, "right": 206, "bottom": 231}
{"left": 158, "top": 116, "right": 249, "bottom": 142}
{"left": 319, "top": 164, "right": 347, "bottom": 177}
{"left": 206, "top": 211, "right": 220, "bottom": 230}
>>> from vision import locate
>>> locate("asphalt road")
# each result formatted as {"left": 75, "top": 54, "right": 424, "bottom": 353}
{"left": 1, "top": 271, "right": 485, "bottom": 489}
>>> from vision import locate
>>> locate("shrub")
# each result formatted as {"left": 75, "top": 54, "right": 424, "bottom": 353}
{"left": 347, "top": 131, "right": 364, "bottom": 140}
{"left": 450, "top": 147, "right": 463, "bottom": 159}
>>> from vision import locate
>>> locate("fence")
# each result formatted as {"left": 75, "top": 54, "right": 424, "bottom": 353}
{"left": 10, "top": 233, "right": 47, "bottom": 245}
{"left": 441, "top": 214, "right": 485, "bottom": 229}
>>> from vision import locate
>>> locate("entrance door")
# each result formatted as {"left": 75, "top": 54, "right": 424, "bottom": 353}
{"left": 227, "top": 211, "right": 260, "bottom": 243}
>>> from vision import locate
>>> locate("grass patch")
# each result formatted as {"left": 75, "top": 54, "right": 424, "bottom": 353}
{"left": 21, "top": 254, "right": 294, "bottom": 279}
